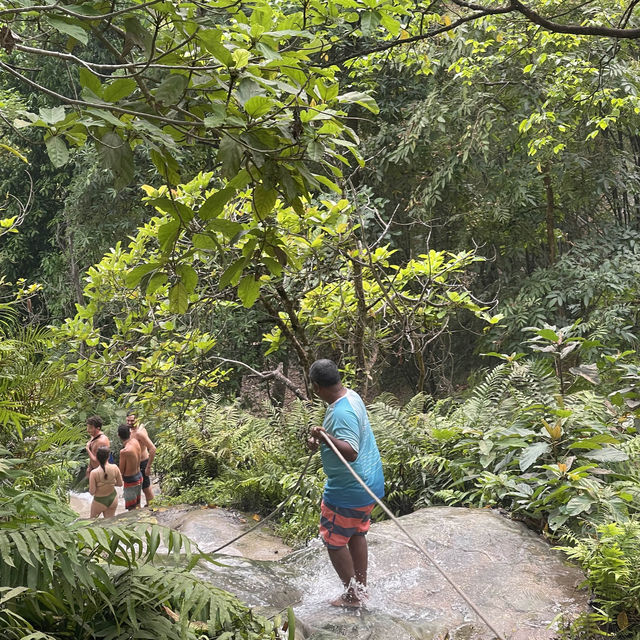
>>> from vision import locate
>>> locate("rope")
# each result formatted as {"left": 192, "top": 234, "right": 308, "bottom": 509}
{"left": 318, "top": 431, "right": 506, "bottom": 640}
{"left": 208, "top": 434, "right": 505, "bottom": 640}
{"left": 211, "top": 450, "right": 315, "bottom": 554}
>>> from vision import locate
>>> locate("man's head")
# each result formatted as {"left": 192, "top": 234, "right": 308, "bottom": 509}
{"left": 126, "top": 412, "right": 137, "bottom": 429}
{"left": 86, "top": 415, "right": 103, "bottom": 437}
{"left": 309, "top": 359, "right": 341, "bottom": 400}
{"left": 118, "top": 423, "right": 131, "bottom": 442}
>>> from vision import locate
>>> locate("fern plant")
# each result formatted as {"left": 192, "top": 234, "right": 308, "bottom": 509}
{"left": 155, "top": 397, "right": 325, "bottom": 542}
{"left": 0, "top": 450, "right": 282, "bottom": 640}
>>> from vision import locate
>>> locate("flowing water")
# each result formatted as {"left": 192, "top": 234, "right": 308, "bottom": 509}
{"left": 69, "top": 496, "right": 590, "bottom": 640}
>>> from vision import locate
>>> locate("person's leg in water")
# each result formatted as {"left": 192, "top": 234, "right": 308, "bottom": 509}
{"left": 140, "top": 458, "right": 154, "bottom": 507}
{"left": 327, "top": 534, "right": 368, "bottom": 607}
{"left": 90, "top": 498, "right": 107, "bottom": 519}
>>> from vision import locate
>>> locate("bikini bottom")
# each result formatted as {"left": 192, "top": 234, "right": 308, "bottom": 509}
{"left": 93, "top": 490, "right": 117, "bottom": 509}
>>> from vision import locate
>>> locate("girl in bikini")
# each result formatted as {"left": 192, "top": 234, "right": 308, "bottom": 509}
{"left": 89, "top": 446, "right": 123, "bottom": 518}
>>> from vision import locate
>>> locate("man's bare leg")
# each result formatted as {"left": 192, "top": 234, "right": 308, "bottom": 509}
{"left": 348, "top": 534, "right": 368, "bottom": 587}
{"left": 327, "top": 546, "right": 355, "bottom": 588}
{"left": 143, "top": 485, "right": 154, "bottom": 507}
{"left": 327, "top": 540, "right": 367, "bottom": 607}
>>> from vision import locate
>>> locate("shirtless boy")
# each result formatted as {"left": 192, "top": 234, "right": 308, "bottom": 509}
{"left": 85, "top": 415, "right": 110, "bottom": 478}
{"left": 126, "top": 411, "right": 157, "bottom": 507}
{"left": 118, "top": 423, "right": 142, "bottom": 510}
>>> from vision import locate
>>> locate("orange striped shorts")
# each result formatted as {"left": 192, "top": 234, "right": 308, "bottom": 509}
{"left": 319, "top": 500, "right": 375, "bottom": 549}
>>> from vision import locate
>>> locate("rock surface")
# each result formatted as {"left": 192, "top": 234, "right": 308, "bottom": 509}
{"left": 68, "top": 498, "right": 590, "bottom": 639}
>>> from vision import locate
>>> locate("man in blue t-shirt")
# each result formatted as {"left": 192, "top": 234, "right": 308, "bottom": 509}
{"left": 308, "top": 359, "right": 385, "bottom": 608}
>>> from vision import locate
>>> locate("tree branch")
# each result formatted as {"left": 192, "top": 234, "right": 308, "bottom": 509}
{"left": 211, "top": 358, "right": 308, "bottom": 400}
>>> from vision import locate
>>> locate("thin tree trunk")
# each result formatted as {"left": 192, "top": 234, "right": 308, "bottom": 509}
{"left": 65, "top": 210, "right": 84, "bottom": 309}
{"left": 350, "top": 251, "right": 369, "bottom": 397}
{"left": 543, "top": 163, "right": 556, "bottom": 265}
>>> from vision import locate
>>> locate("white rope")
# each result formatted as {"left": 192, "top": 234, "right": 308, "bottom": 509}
{"left": 319, "top": 431, "right": 506, "bottom": 640}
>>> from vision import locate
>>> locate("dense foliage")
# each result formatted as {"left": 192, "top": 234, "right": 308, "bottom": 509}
{"left": 2, "top": 0, "right": 640, "bottom": 637}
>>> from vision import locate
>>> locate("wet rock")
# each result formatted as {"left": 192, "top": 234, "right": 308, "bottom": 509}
{"left": 68, "top": 497, "right": 590, "bottom": 639}
{"left": 196, "top": 507, "right": 590, "bottom": 639}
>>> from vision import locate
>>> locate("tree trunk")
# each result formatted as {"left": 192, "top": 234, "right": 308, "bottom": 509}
{"left": 543, "top": 163, "right": 556, "bottom": 265}
{"left": 350, "top": 250, "right": 369, "bottom": 397}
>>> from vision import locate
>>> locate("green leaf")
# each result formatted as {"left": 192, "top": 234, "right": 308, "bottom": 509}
{"left": 45, "top": 136, "right": 69, "bottom": 167}
{"left": 146, "top": 272, "right": 168, "bottom": 295}
{"left": 585, "top": 447, "right": 629, "bottom": 462}
{"left": 193, "top": 233, "right": 217, "bottom": 250}
{"left": 79, "top": 68, "right": 102, "bottom": 96}
{"left": 207, "top": 218, "right": 244, "bottom": 238}
{"left": 86, "top": 107, "right": 123, "bottom": 128}
{"left": 199, "top": 29, "right": 232, "bottom": 65}
{"left": 155, "top": 74, "right": 188, "bottom": 105}
{"left": 253, "top": 184, "right": 277, "bottom": 218}
{"left": 564, "top": 495, "right": 593, "bottom": 516}
{"left": 519, "top": 442, "right": 550, "bottom": 471}
{"left": 218, "top": 134, "right": 243, "bottom": 180}
{"left": 148, "top": 197, "right": 194, "bottom": 223}
{"left": 232, "top": 49, "right": 250, "bottom": 68}
{"left": 337, "top": 91, "right": 379, "bottom": 114}
{"left": 200, "top": 187, "right": 235, "bottom": 220}
{"left": 123, "top": 16, "right": 152, "bottom": 53}
{"left": 126, "top": 263, "right": 158, "bottom": 288}
{"left": 203, "top": 104, "right": 227, "bottom": 128}
{"left": 244, "top": 96, "right": 273, "bottom": 118}
{"left": 237, "top": 275, "right": 260, "bottom": 307}
{"left": 98, "top": 131, "right": 134, "bottom": 188}
{"left": 263, "top": 257, "right": 282, "bottom": 276}
{"left": 569, "top": 434, "right": 620, "bottom": 450}
{"left": 158, "top": 220, "right": 181, "bottom": 253}
{"left": 169, "top": 282, "right": 188, "bottom": 313}
{"left": 361, "top": 11, "right": 381, "bottom": 36}
{"left": 103, "top": 78, "right": 137, "bottom": 103}
{"left": 46, "top": 17, "right": 88, "bottom": 44}
{"left": 536, "top": 328, "right": 560, "bottom": 342}
{"left": 287, "top": 607, "right": 296, "bottom": 640}
{"left": 219, "top": 258, "right": 246, "bottom": 288}
{"left": 39, "top": 106, "right": 66, "bottom": 125}
{"left": 150, "top": 149, "right": 181, "bottom": 185}
{"left": 176, "top": 264, "right": 198, "bottom": 294}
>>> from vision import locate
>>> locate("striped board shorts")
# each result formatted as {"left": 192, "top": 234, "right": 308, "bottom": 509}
{"left": 319, "top": 500, "right": 375, "bottom": 549}
{"left": 123, "top": 471, "right": 143, "bottom": 510}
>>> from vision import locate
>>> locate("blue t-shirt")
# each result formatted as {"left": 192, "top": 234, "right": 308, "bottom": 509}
{"left": 320, "top": 389, "right": 385, "bottom": 508}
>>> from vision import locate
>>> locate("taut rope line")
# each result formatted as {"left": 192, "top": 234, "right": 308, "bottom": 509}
{"left": 318, "top": 431, "right": 506, "bottom": 640}
{"left": 209, "top": 434, "right": 505, "bottom": 640}
{"left": 211, "top": 450, "right": 315, "bottom": 554}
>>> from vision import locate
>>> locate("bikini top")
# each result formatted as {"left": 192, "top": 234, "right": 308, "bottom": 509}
{"left": 92, "top": 464, "right": 120, "bottom": 490}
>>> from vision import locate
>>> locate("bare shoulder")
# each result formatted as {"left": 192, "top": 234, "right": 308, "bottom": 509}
{"left": 120, "top": 445, "right": 133, "bottom": 460}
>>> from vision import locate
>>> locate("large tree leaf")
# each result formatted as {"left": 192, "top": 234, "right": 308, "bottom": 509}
{"left": 237, "top": 275, "right": 260, "bottom": 307}
{"left": 519, "top": 442, "right": 550, "bottom": 471}
{"left": 169, "top": 282, "right": 188, "bottom": 313}
{"left": 45, "top": 136, "right": 69, "bottom": 167}
{"left": 155, "top": 75, "right": 188, "bottom": 105}
{"left": 98, "top": 131, "right": 134, "bottom": 188}
{"left": 585, "top": 447, "right": 629, "bottom": 462}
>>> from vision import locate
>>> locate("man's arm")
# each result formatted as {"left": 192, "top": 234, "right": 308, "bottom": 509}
{"left": 86, "top": 440, "right": 98, "bottom": 466}
{"left": 310, "top": 427, "right": 358, "bottom": 462}
{"left": 140, "top": 432, "right": 156, "bottom": 474}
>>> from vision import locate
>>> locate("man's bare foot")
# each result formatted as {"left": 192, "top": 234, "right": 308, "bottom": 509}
{"left": 329, "top": 593, "right": 362, "bottom": 608}
{"left": 329, "top": 593, "right": 362, "bottom": 609}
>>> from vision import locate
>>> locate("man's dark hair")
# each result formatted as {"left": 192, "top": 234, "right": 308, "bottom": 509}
{"left": 126, "top": 408, "right": 137, "bottom": 417}
{"left": 86, "top": 415, "right": 103, "bottom": 430}
{"left": 118, "top": 424, "right": 131, "bottom": 441}
{"left": 309, "top": 359, "right": 341, "bottom": 388}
